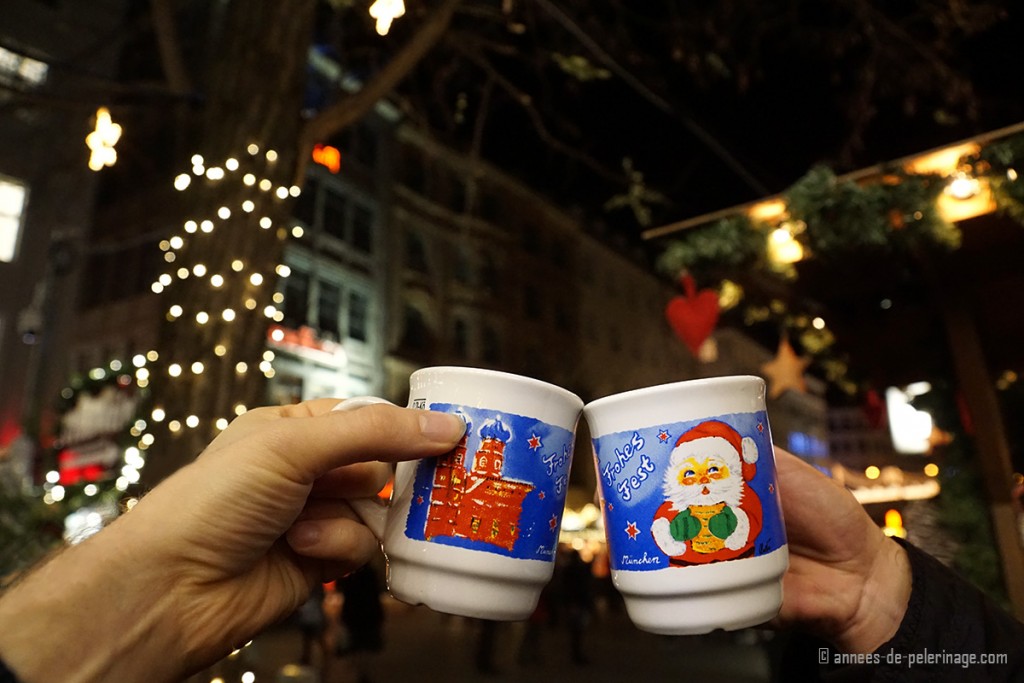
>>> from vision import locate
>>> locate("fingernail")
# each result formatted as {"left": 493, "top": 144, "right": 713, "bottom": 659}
{"left": 287, "top": 521, "right": 322, "bottom": 549}
{"left": 419, "top": 411, "right": 466, "bottom": 443}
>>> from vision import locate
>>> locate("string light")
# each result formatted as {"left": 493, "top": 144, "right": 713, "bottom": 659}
{"left": 210, "top": 274, "right": 224, "bottom": 287}
{"left": 222, "top": 308, "right": 236, "bottom": 321}
{"left": 249, "top": 273, "right": 264, "bottom": 286}
{"left": 206, "top": 167, "right": 225, "bottom": 181}
{"left": 217, "top": 206, "right": 231, "bottom": 219}
{"left": 86, "top": 107, "right": 122, "bottom": 171}
{"left": 260, "top": 217, "right": 273, "bottom": 229}
{"left": 191, "top": 361, "right": 205, "bottom": 374}
{"left": 265, "top": 150, "right": 278, "bottom": 162}
{"left": 196, "top": 311, "right": 209, "bottom": 324}
{"left": 168, "top": 363, "right": 182, "bottom": 377}
{"left": 225, "top": 158, "right": 239, "bottom": 171}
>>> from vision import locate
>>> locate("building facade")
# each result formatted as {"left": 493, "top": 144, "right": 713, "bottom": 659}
{"left": 0, "top": 0, "right": 128, "bottom": 480}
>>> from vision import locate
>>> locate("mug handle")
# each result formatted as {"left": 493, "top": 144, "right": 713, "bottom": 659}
{"left": 330, "top": 396, "right": 396, "bottom": 539}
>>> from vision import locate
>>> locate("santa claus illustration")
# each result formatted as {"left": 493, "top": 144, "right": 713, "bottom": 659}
{"left": 651, "top": 420, "right": 763, "bottom": 566}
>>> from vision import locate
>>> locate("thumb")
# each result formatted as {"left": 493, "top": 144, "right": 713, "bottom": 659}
{"left": 235, "top": 402, "right": 467, "bottom": 484}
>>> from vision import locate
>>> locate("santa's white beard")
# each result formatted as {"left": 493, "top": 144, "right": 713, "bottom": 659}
{"left": 663, "top": 467, "right": 743, "bottom": 512}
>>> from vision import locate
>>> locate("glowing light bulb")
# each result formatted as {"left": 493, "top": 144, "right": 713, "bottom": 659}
{"left": 260, "top": 217, "right": 273, "bottom": 229}
{"left": 196, "top": 311, "right": 209, "bottom": 324}
{"left": 243, "top": 173, "right": 256, "bottom": 186}
{"left": 225, "top": 158, "right": 239, "bottom": 171}
{"left": 201, "top": 220, "right": 214, "bottom": 233}
{"left": 184, "top": 220, "right": 198, "bottom": 233}
{"left": 206, "top": 167, "right": 225, "bottom": 180}
{"left": 191, "top": 361, "right": 204, "bottom": 374}
{"left": 217, "top": 206, "right": 231, "bottom": 219}
{"left": 865, "top": 465, "right": 880, "bottom": 480}
{"left": 186, "top": 415, "right": 199, "bottom": 428}
{"left": 247, "top": 144, "right": 259, "bottom": 156}
{"left": 249, "top": 273, "right": 264, "bottom": 286}
{"left": 193, "top": 264, "right": 207, "bottom": 277}
{"left": 169, "top": 305, "right": 183, "bottom": 318}
{"left": 292, "top": 225, "right": 304, "bottom": 238}
{"left": 168, "top": 363, "right": 182, "bottom": 377}
{"left": 210, "top": 274, "right": 224, "bottom": 287}
{"left": 174, "top": 174, "right": 191, "bottom": 191}
{"left": 369, "top": 0, "right": 405, "bottom": 35}
{"left": 86, "top": 107, "right": 122, "bottom": 171}
{"left": 242, "top": 200, "right": 255, "bottom": 213}
{"left": 222, "top": 308, "right": 236, "bottom": 321}
{"left": 170, "top": 236, "right": 184, "bottom": 249}
{"left": 216, "top": 418, "right": 229, "bottom": 430}
{"left": 235, "top": 362, "right": 248, "bottom": 374}
{"left": 265, "top": 150, "right": 278, "bottom": 162}
{"left": 231, "top": 260, "right": 244, "bottom": 272}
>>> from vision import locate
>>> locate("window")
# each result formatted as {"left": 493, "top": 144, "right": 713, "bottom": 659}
{"left": 321, "top": 190, "right": 347, "bottom": 242}
{"left": 294, "top": 176, "right": 317, "bottom": 227}
{"left": 317, "top": 281, "right": 341, "bottom": 338}
{"left": 281, "top": 268, "right": 310, "bottom": 328}
{"left": 0, "top": 176, "right": 27, "bottom": 262}
{"left": 401, "top": 305, "right": 431, "bottom": 350}
{"left": 454, "top": 247, "right": 472, "bottom": 285}
{"left": 348, "top": 290, "right": 369, "bottom": 342}
{"left": 354, "top": 125, "right": 378, "bottom": 167}
{"left": 351, "top": 204, "right": 373, "bottom": 253}
{"left": 406, "top": 229, "right": 428, "bottom": 273}
{"left": 0, "top": 46, "right": 48, "bottom": 88}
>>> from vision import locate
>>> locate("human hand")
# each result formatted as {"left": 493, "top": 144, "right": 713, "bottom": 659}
{"left": 0, "top": 399, "right": 466, "bottom": 683}
{"left": 772, "top": 446, "right": 911, "bottom": 653}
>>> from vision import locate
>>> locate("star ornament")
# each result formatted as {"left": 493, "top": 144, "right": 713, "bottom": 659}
{"left": 761, "top": 337, "right": 810, "bottom": 399}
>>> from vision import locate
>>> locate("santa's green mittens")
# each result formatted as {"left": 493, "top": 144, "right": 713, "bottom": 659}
{"left": 709, "top": 506, "right": 737, "bottom": 539}
{"left": 669, "top": 509, "right": 701, "bottom": 541}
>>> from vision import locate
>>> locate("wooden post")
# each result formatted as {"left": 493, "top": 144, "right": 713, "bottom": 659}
{"left": 938, "top": 291, "right": 1024, "bottom": 618}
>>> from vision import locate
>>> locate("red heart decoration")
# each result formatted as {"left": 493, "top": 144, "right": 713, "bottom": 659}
{"left": 665, "top": 274, "right": 720, "bottom": 356}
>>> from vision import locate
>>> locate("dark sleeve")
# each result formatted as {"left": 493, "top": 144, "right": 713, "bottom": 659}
{"left": 0, "top": 657, "right": 21, "bottom": 683}
{"left": 783, "top": 539, "right": 1024, "bottom": 682}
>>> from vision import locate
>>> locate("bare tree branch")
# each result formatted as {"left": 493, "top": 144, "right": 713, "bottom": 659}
{"left": 295, "top": 0, "right": 463, "bottom": 184}
{"left": 149, "top": 0, "right": 193, "bottom": 94}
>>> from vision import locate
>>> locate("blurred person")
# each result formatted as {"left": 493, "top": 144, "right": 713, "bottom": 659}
{"left": 0, "top": 397, "right": 1018, "bottom": 682}
{"left": 560, "top": 548, "right": 594, "bottom": 666}
{"left": 336, "top": 563, "right": 384, "bottom": 683}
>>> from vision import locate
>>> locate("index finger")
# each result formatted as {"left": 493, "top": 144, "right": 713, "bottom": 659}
{"left": 232, "top": 402, "right": 466, "bottom": 484}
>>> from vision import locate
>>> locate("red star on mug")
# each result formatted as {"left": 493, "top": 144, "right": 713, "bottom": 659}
{"left": 528, "top": 434, "right": 542, "bottom": 450}
{"left": 549, "top": 515, "right": 559, "bottom": 531}
{"left": 625, "top": 521, "right": 640, "bottom": 540}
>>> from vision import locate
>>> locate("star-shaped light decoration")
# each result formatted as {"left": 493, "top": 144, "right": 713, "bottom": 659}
{"left": 603, "top": 158, "right": 669, "bottom": 227}
{"left": 369, "top": 0, "right": 405, "bottom": 36}
{"left": 761, "top": 336, "right": 810, "bottom": 399}
{"left": 528, "top": 434, "right": 542, "bottom": 451}
{"left": 625, "top": 522, "right": 640, "bottom": 540}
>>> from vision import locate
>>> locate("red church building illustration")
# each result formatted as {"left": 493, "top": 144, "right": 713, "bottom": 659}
{"left": 424, "top": 417, "right": 535, "bottom": 551}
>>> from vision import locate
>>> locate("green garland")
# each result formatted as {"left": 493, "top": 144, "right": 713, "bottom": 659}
{"left": 656, "top": 133, "right": 1024, "bottom": 392}
{"left": 1, "top": 360, "right": 147, "bottom": 579}
{"left": 966, "top": 135, "right": 1024, "bottom": 222}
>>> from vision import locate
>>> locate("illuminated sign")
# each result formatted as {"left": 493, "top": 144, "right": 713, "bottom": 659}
{"left": 312, "top": 143, "right": 342, "bottom": 173}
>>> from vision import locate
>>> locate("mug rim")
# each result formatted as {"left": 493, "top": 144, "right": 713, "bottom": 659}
{"left": 411, "top": 365, "right": 584, "bottom": 408}
{"left": 583, "top": 374, "right": 765, "bottom": 413}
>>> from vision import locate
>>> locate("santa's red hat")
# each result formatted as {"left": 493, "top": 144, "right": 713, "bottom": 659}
{"left": 671, "top": 420, "right": 758, "bottom": 478}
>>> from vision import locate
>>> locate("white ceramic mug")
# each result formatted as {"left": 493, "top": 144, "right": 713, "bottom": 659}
{"left": 337, "top": 366, "right": 584, "bottom": 621}
{"left": 583, "top": 375, "right": 788, "bottom": 635}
